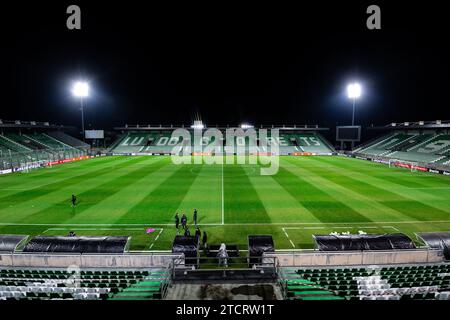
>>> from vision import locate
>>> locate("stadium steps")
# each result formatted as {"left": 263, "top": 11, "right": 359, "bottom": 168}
{"left": 389, "top": 134, "right": 433, "bottom": 152}
{"left": 385, "top": 134, "right": 418, "bottom": 151}
{"left": 431, "top": 155, "right": 447, "bottom": 164}
{"left": 0, "top": 268, "right": 165, "bottom": 300}
{"left": 407, "top": 134, "right": 443, "bottom": 152}
{"left": 355, "top": 133, "right": 395, "bottom": 153}
{"left": 108, "top": 270, "right": 168, "bottom": 300}
{"left": 47, "top": 131, "right": 89, "bottom": 149}
{"left": 281, "top": 264, "right": 450, "bottom": 300}
{"left": 36, "top": 133, "right": 74, "bottom": 149}
{"left": 0, "top": 134, "right": 32, "bottom": 152}
{"left": 280, "top": 269, "right": 344, "bottom": 300}
{"left": 22, "top": 134, "right": 52, "bottom": 149}
{"left": 6, "top": 133, "right": 47, "bottom": 150}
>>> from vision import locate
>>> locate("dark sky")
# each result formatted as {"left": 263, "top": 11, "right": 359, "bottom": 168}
{"left": 1, "top": 1, "right": 450, "bottom": 131}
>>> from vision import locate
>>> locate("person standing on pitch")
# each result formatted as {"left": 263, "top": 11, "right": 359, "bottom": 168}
{"left": 193, "top": 209, "right": 198, "bottom": 227}
{"left": 174, "top": 212, "right": 180, "bottom": 234}
{"left": 181, "top": 213, "right": 187, "bottom": 230}
{"left": 71, "top": 194, "right": 77, "bottom": 208}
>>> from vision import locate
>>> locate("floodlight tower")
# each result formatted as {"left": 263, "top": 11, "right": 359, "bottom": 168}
{"left": 347, "top": 82, "right": 361, "bottom": 149}
{"left": 347, "top": 82, "right": 361, "bottom": 126}
{"left": 71, "top": 81, "right": 89, "bottom": 138}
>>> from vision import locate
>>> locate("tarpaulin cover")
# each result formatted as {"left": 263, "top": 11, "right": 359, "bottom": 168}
{"left": 23, "top": 236, "right": 130, "bottom": 253}
{"left": 417, "top": 232, "right": 450, "bottom": 260}
{"left": 172, "top": 236, "right": 198, "bottom": 258}
{"left": 248, "top": 235, "right": 275, "bottom": 257}
{"left": 248, "top": 235, "right": 274, "bottom": 266}
{"left": 313, "top": 233, "right": 416, "bottom": 251}
{"left": 0, "top": 235, "right": 28, "bottom": 252}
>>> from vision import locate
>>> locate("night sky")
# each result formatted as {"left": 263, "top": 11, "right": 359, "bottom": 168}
{"left": 1, "top": 1, "right": 449, "bottom": 132}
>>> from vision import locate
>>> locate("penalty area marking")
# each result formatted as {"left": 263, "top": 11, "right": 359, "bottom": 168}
{"left": 281, "top": 228, "right": 296, "bottom": 248}
{"left": 149, "top": 228, "right": 164, "bottom": 250}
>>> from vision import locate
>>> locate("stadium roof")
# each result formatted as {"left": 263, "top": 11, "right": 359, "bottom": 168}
{"left": 114, "top": 124, "right": 329, "bottom": 131}
{"left": 0, "top": 119, "right": 74, "bottom": 130}
{"left": 368, "top": 120, "right": 450, "bottom": 130}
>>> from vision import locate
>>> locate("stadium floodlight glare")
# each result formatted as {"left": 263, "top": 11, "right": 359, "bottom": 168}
{"left": 240, "top": 124, "right": 254, "bottom": 129}
{"left": 347, "top": 83, "right": 361, "bottom": 99}
{"left": 71, "top": 81, "right": 89, "bottom": 139}
{"left": 346, "top": 82, "right": 362, "bottom": 149}
{"left": 72, "top": 81, "right": 89, "bottom": 97}
{"left": 190, "top": 123, "right": 205, "bottom": 129}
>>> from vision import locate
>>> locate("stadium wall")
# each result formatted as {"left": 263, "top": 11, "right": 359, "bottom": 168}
{"left": 265, "top": 249, "right": 444, "bottom": 267}
{"left": 0, "top": 252, "right": 181, "bottom": 268}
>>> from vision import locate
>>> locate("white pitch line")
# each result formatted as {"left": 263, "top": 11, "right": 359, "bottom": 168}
{"left": 282, "top": 228, "right": 295, "bottom": 248}
{"left": 2, "top": 221, "right": 450, "bottom": 227}
{"left": 149, "top": 228, "right": 164, "bottom": 250}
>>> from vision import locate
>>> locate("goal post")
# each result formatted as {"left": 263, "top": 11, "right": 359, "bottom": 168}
{"left": 388, "top": 159, "right": 419, "bottom": 172}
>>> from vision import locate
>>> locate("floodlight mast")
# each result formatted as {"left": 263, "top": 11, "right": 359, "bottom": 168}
{"left": 72, "top": 82, "right": 89, "bottom": 138}
{"left": 347, "top": 82, "right": 361, "bottom": 149}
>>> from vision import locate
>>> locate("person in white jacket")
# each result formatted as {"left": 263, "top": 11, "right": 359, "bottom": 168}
{"left": 217, "top": 243, "right": 228, "bottom": 267}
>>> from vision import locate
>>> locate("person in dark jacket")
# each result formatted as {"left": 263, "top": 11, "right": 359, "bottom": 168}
{"left": 181, "top": 213, "right": 187, "bottom": 230}
{"left": 174, "top": 212, "right": 180, "bottom": 234}
{"left": 202, "top": 231, "right": 208, "bottom": 249}
{"left": 195, "top": 227, "right": 201, "bottom": 242}
{"left": 71, "top": 194, "right": 77, "bottom": 207}
{"left": 193, "top": 209, "right": 198, "bottom": 227}
{"left": 184, "top": 227, "right": 190, "bottom": 237}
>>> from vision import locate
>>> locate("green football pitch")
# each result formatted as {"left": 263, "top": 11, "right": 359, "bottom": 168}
{"left": 1, "top": 155, "right": 450, "bottom": 251}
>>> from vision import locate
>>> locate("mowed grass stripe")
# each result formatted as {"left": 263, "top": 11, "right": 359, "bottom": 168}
{"left": 0, "top": 156, "right": 138, "bottom": 208}
{"left": 284, "top": 158, "right": 435, "bottom": 222}
{"left": 223, "top": 164, "right": 270, "bottom": 223}
{"left": 0, "top": 156, "right": 124, "bottom": 195}
{"left": 65, "top": 157, "right": 173, "bottom": 224}
{"left": 175, "top": 164, "right": 222, "bottom": 224}
{"left": 310, "top": 156, "right": 450, "bottom": 214}
{"left": 248, "top": 173, "right": 321, "bottom": 223}
{"left": 85, "top": 158, "right": 181, "bottom": 225}
{"left": 319, "top": 156, "right": 450, "bottom": 188}
{"left": 301, "top": 157, "right": 448, "bottom": 222}
{"left": 116, "top": 163, "right": 201, "bottom": 224}
{"left": 15, "top": 157, "right": 164, "bottom": 224}
{"left": 274, "top": 166, "right": 372, "bottom": 223}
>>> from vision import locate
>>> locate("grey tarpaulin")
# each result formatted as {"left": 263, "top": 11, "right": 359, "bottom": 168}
{"left": 23, "top": 236, "right": 130, "bottom": 253}
{"left": 416, "top": 232, "right": 450, "bottom": 259}
{"left": 313, "top": 233, "right": 416, "bottom": 251}
{"left": 172, "top": 236, "right": 198, "bottom": 266}
{"left": 0, "top": 235, "right": 28, "bottom": 252}
{"left": 248, "top": 235, "right": 274, "bottom": 266}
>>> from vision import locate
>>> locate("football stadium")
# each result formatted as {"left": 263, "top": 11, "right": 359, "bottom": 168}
{"left": 1, "top": 1, "right": 450, "bottom": 307}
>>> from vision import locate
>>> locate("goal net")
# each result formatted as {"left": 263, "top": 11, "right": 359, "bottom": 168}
{"left": 388, "top": 159, "right": 419, "bottom": 172}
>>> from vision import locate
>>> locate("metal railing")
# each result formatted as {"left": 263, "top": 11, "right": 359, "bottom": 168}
{"left": 0, "top": 147, "right": 88, "bottom": 171}
{"left": 169, "top": 255, "right": 279, "bottom": 280}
